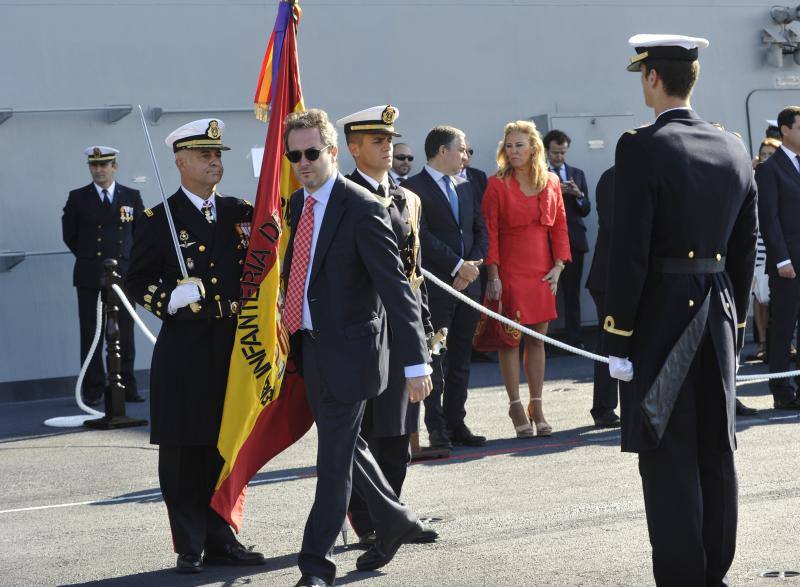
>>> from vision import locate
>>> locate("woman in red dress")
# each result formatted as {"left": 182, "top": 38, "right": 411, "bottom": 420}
{"left": 482, "top": 120, "right": 571, "bottom": 437}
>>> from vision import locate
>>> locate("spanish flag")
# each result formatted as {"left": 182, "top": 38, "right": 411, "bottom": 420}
{"left": 211, "top": 0, "right": 313, "bottom": 531}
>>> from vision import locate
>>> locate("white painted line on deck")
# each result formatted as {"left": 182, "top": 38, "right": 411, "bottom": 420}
{"left": 0, "top": 474, "right": 299, "bottom": 516}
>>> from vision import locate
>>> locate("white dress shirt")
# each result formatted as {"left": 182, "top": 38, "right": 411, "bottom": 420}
{"left": 94, "top": 182, "right": 116, "bottom": 203}
{"left": 182, "top": 186, "right": 217, "bottom": 221}
{"left": 300, "top": 171, "right": 429, "bottom": 378}
{"left": 775, "top": 144, "right": 800, "bottom": 269}
{"left": 356, "top": 168, "right": 390, "bottom": 195}
{"left": 424, "top": 164, "right": 464, "bottom": 276}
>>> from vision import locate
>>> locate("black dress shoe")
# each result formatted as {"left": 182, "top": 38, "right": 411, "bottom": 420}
{"left": 735, "top": 399, "right": 757, "bottom": 416}
{"left": 411, "top": 525, "right": 439, "bottom": 544}
{"left": 358, "top": 530, "right": 376, "bottom": 547}
{"left": 295, "top": 575, "right": 331, "bottom": 586}
{"left": 774, "top": 396, "right": 800, "bottom": 410}
{"left": 356, "top": 520, "right": 423, "bottom": 571}
{"left": 593, "top": 412, "right": 621, "bottom": 428}
{"left": 202, "top": 543, "right": 266, "bottom": 566}
{"left": 125, "top": 391, "right": 145, "bottom": 403}
{"left": 176, "top": 554, "right": 203, "bottom": 574}
{"left": 428, "top": 429, "right": 453, "bottom": 450}
{"left": 448, "top": 424, "right": 486, "bottom": 447}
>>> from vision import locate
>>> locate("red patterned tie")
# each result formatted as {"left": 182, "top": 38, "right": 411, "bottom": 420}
{"left": 284, "top": 195, "right": 316, "bottom": 333}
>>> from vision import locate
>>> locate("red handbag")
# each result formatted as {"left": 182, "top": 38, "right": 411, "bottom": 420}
{"left": 473, "top": 297, "right": 522, "bottom": 351}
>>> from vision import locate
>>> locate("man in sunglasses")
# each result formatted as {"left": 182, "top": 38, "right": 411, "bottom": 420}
{"left": 282, "top": 108, "right": 433, "bottom": 587}
{"left": 335, "top": 104, "right": 439, "bottom": 549}
{"left": 390, "top": 143, "right": 414, "bottom": 184}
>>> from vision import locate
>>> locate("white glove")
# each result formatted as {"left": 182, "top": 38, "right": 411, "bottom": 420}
{"left": 168, "top": 283, "right": 201, "bottom": 314}
{"left": 609, "top": 355, "right": 634, "bottom": 382}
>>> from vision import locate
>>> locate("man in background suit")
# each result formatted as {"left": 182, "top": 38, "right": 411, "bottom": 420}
{"left": 390, "top": 142, "right": 414, "bottom": 184}
{"left": 403, "top": 125, "right": 488, "bottom": 449}
{"left": 282, "top": 109, "right": 432, "bottom": 587}
{"left": 585, "top": 166, "right": 619, "bottom": 428}
{"left": 337, "top": 104, "right": 438, "bottom": 547}
{"left": 756, "top": 105, "right": 800, "bottom": 410}
{"left": 62, "top": 146, "right": 144, "bottom": 405}
{"left": 544, "top": 129, "right": 590, "bottom": 349}
{"left": 459, "top": 139, "right": 488, "bottom": 203}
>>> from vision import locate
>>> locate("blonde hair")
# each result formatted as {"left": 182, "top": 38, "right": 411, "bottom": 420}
{"left": 495, "top": 120, "right": 549, "bottom": 192}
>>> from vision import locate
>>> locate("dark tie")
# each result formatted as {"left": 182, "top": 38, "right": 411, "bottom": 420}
{"left": 397, "top": 176, "right": 406, "bottom": 185}
{"left": 101, "top": 189, "right": 111, "bottom": 210}
{"left": 376, "top": 184, "right": 386, "bottom": 198}
{"left": 552, "top": 166, "right": 563, "bottom": 181}
{"left": 202, "top": 200, "right": 215, "bottom": 224}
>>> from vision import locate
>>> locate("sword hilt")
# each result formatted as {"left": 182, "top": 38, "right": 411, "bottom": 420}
{"left": 178, "top": 277, "right": 205, "bottom": 314}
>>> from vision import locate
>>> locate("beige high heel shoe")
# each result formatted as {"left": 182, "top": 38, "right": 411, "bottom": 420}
{"left": 509, "top": 399, "right": 534, "bottom": 438}
{"left": 527, "top": 398, "right": 552, "bottom": 437}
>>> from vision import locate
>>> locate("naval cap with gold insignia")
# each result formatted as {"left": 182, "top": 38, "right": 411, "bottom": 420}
{"left": 626, "top": 34, "right": 709, "bottom": 72}
{"left": 165, "top": 118, "right": 231, "bottom": 152}
{"left": 85, "top": 146, "right": 119, "bottom": 163}
{"left": 336, "top": 105, "right": 401, "bottom": 137}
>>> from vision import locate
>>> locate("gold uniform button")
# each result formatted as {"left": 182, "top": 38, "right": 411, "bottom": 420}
{"left": 214, "top": 294, "right": 221, "bottom": 301}
{"left": 97, "top": 224, "right": 102, "bottom": 229}
{"left": 715, "top": 253, "right": 722, "bottom": 261}
{"left": 157, "top": 301, "right": 162, "bottom": 308}
{"left": 209, "top": 262, "right": 215, "bottom": 268}
{"left": 97, "top": 237, "right": 102, "bottom": 242}
{"left": 688, "top": 251, "right": 695, "bottom": 259}
{"left": 689, "top": 299, "right": 695, "bottom": 307}
{"left": 96, "top": 252, "right": 102, "bottom": 257}
{"left": 118, "top": 226, "right": 123, "bottom": 230}
{"left": 211, "top": 277, "right": 218, "bottom": 284}
{"left": 198, "top": 245, "right": 206, "bottom": 252}
{"left": 239, "top": 260, "right": 243, "bottom": 265}
{"left": 160, "top": 292, "right": 166, "bottom": 299}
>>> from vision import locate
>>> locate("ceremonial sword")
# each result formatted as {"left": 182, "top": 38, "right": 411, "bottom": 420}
{"left": 136, "top": 105, "right": 204, "bottom": 312}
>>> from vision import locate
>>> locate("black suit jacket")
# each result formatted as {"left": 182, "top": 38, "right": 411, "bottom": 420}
{"left": 755, "top": 146, "right": 800, "bottom": 277}
{"left": 62, "top": 183, "right": 144, "bottom": 288}
{"left": 553, "top": 164, "right": 591, "bottom": 253}
{"left": 464, "top": 166, "right": 488, "bottom": 204}
{"left": 585, "top": 166, "right": 614, "bottom": 294}
{"left": 284, "top": 173, "right": 429, "bottom": 404}
{"left": 402, "top": 168, "right": 488, "bottom": 299}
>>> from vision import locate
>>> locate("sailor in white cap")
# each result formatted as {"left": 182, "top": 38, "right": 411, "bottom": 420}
{"left": 126, "top": 119, "right": 265, "bottom": 573}
{"left": 62, "top": 145, "right": 144, "bottom": 405}
{"left": 602, "top": 34, "right": 757, "bottom": 584}
{"left": 336, "top": 105, "right": 439, "bottom": 548}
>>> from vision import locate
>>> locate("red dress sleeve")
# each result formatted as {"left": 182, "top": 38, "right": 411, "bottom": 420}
{"left": 482, "top": 176, "right": 503, "bottom": 267}
{"left": 549, "top": 178, "right": 572, "bottom": 263}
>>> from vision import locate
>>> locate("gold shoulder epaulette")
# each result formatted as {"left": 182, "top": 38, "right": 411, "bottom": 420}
{"left": 243, "top": 199, "right": 253, "bottom": 206}
{"left": 625, "top": 129, "right": 638, "bottom": 136}
{"left": 144, "top": 208, "right": 154, "bottom": 218}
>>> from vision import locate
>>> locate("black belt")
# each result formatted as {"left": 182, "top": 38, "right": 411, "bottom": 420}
{"left": 651, "top": 256, "right": 726, "bottom": 274}
{"left": 208, "top": 299, "right": 239, "bottom": 319}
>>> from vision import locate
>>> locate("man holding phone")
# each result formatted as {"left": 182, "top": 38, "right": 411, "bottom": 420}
{"left": 544, "top": 130, "right": 590, "bottom": 349}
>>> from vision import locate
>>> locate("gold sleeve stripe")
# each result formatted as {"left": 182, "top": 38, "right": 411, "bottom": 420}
{"left": 603, "top": 316, "right": 633, "bottom": 337}
{"left": 144, "top": 208, "right": 154, "bottom": 217}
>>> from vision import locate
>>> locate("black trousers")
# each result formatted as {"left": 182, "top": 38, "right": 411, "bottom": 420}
{"left": 560, "top": 253, "right": 585, "bottom": 344}
{"left": 589, "top": 290, "right": 618, "bottom": 418}
{"left": 348, "top": 434, "right": 412, "bottom": 536}
{"left": 77, "top": 286, "right": 137, "bottom": 399}
{"left": 298, "top": 333, "right": 415, "bottom": 584}
{"left": 424, "top": 295, "right": 480, "bottom": 433}
{"left": 768, "top": 274, "right": 800, "bottom": 401}
{"left": 637, "top": 334, "right": 737, "bottom": 587}
{"left": 158, "top": 445, "right": 237, "bottom": 556}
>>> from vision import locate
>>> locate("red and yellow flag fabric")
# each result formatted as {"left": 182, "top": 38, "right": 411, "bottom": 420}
{"left": 211, "top": 0, "right": 313, "bottom": 532}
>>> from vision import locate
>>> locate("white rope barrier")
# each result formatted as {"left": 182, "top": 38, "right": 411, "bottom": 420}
{"left": 112, "top": 284, "right": 157, "bottom": 344}
{"left": 420, "top": 268, "right": 797, "bottom": 384}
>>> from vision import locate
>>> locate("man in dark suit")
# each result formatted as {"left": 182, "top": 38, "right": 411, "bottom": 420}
{"left": 403, "top": 125, "right": 488, "bottom": 449}
{"left": 62, "top": 146, "right": 144, "bottom": 405}
{"left": 544, "top": 129, "right": 591, "bottom": 348}
{"left": 282, "top": 109, "right": 432, "bottom": 587}
{"left": 459, "top": 139, "right": 488, "bottom": 203}
{"left": 756, "top": 105, "right": 800, "bottom": 410}
{"left": 585, "top": 166, "right": 619, "bottom": 428}
{"left": 126, "top": 119, "right": 266, "bottom": 574}
{"left": 389, "top": 142, "right": 414, "bottom": 184}
{"left": 603, "top": 35, "right": 757, "bottom": 584}
{"left": 336, "top": 105, "right": 438, "bottom": 546}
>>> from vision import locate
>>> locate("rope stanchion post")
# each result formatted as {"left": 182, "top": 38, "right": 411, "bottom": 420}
{"left": 85, "top": 259, "right": 147, "bottom": 430}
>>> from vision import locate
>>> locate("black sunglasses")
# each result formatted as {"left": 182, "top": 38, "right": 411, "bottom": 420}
{"left": 394, "top": 155, "right": 414, "bottom": 162}
{"left": 467, "top": 149, "right": 474, "bottom": 156}
{"left": 285, "top": 145, "right": 331, "bottom": 163}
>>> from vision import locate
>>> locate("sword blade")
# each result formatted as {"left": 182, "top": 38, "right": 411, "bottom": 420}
{"left": 136, "top": 105, "right": 188, "bottom": 279}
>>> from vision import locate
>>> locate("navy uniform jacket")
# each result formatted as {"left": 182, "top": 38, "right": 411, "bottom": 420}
{"left": 402, "top": 168, "right": 488, "bottom": 300}
{"left": 755, "top": 146, "right": 800, "bottom": 277}
{"left": 585, "top": 166, "right": 614, "bottom": 294}
{"left": 62, "top": 183, "right": 144, "bottom": 288}
{"left": 346, "top": 169, "right": 433, "bottom": 436}
{"left": 602, "top": 109, "right": 757, "bottom": 453}
{"left": 284, "top": 173, "right": 429, "bottom": 404}
{"left": 125, "top": 189, "right": 252, "bottom": 445}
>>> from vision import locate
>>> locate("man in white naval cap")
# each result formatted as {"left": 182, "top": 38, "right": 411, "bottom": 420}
{"left": 336, "top": 105, "right": 439, "bottom": 548}
{"left": 602, "top": 34, "right": 757, "bottom": 584}
{"left": 62, "top": 146, "right": 144, "bottom": 406}
{"left": 126, "top": 119, "right": 266, "bottom": 573}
